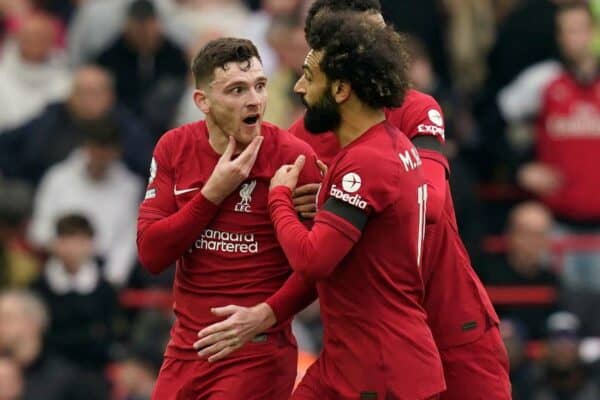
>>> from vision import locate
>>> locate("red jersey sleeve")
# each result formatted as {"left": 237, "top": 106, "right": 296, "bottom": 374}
{"left": 387, "top": 91, "right": 449, "bottom": 223}
{"left": 386, "top": 90, "right": 446, "bottom": 143}
{"left": 268, "top": 186, "right": 360, "bottom": 281}
{"left": 136, "top": 133, "right": 220, "bottom": 273}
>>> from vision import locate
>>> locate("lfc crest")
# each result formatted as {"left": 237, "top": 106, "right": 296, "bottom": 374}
{"left": 234, "top": 180, "right": 257, "bottom": 213}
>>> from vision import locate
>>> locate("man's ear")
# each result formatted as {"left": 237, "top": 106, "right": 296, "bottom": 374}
{"left": 331, "top": 80, "right": 351, "bottom": 104}
{"left": 193, "top": 88, "right": 210, "bottom": 114}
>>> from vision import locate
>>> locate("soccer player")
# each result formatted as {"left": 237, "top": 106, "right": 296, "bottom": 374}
{"left": 274, "top": 13, "right": 445, "bottom": 399}
{"left": 136, "top": 37, "right": 323, "bottom": 399}
{"left": 197, "top": 2, "right": 510, "bottom": 400}
{"left": 290, "top": 2, "right": 510, "bottom": 399}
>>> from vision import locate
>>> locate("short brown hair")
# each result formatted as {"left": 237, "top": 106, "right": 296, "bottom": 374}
{"left": 191, "top": 38, "right": 262, "bottom": 87}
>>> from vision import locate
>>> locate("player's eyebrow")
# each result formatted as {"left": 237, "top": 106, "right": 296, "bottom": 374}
{"left": 302, "top": 65, "right": 312, "bottom": 78}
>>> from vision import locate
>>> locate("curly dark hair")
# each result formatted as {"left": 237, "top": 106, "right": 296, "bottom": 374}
{"left": 307, "top": 11, "right": 409, "bottom": 109}
{"left": 305, "top": 0, "right": 381, "bottom": 40}
{"left": 191, "top": 38, "right": 262, "bottom": 87}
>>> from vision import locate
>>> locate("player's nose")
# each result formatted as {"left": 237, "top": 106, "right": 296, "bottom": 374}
{"left": 294, "top": 76, "right": 306, "bottom": 94}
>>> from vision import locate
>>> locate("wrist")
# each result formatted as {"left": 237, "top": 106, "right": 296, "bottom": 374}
{"left": 252, "top": 302, "right": 277, "bottom": 330}
{"left": 201, "top": 183, "right": 226, "bottom": 205}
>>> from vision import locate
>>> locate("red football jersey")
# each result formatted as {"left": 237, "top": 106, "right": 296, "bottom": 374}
{"left": 137, "top": 121, "right": 321, "bottom": 360}
{"left": 536, "top": 72, "right": 600, "bottom": 221}
{"left": 291, "top": 89, "right": 499, "bottom": 349}
{"left": 307, "top": 121, "right": 445, "bottom": 399}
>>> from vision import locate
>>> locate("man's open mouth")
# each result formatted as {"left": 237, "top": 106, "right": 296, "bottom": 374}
{"left": 243, "top": 115, "right": 260, "bottom": 125}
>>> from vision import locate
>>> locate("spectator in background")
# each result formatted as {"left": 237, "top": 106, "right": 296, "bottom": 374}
{"left": 0, "top": 356, "right": 23, "bottom": 400}
{"left": 28, "top": 118, "right": 143, "bottom": 287}
{"left": 262, "top": 12, "right": 307, "bottom": 127}
{"left": 0, "top": 12, "right": 70, "bottom": 132}
{"left": 480, "top": 201, "right": 559, "bottom": 338}
{"left": 500, "top": 318, "right": 537, "bottom": 400}
{"left": 96, "top": 0, "right": 188, "bottom": 119}
{"left": 32, "top": 214, "right": 118, "bottom": 373}
{"left": 533, "top": 311, "right": 600, "bottom": 400}
{"left": 0, "top": 179, "right": 38, "bottom": 290}
{"left": 0, "top": 289, "right": 107, "bottom": 400}
{"left": 0, "top": 65, "right": 153, "bottom": 182}
{"left": 498, "top": 3, "right": 600, "bottom": 334}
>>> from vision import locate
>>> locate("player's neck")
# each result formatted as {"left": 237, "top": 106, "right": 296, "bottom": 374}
{"left": 336, "top": 105, "right": 386, "bottom": 147}
{"left": 206, "top": 117, "right": 245, "bottom": 155}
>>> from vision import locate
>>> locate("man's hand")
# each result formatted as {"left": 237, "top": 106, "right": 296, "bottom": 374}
{"left": 193, "top": 303, "right": 276, "bottom": 362}
{"left": 202, "top": 135, "right": 264, "bottom": 204}
{"left": 293, "top": 183, "right": 320, "bottom": 218}
{"left": 517, "top": 162, "right": 562, "bottom": 197}
{"left": 270, "top": 155, "right": 306, "bottom": 192}
{"left": 293, "top": 160, "right": 328, "bottom": 219}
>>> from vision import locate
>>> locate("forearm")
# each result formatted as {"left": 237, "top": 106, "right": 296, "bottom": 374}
{"left": 137, "top": 192, "right": 219, "bottom": 273}
{"left": 265, "top": 272, "right": 318, "bottom": 324}
{"left": 269, "top": 186, "right": 357, "bottom": 280}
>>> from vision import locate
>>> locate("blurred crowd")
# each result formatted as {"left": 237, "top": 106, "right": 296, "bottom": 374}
{"left": 1, "top": 0, "right": 600, "bottom": 399}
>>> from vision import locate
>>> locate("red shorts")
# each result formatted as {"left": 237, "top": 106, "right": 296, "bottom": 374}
{"left": 152, "top": 333, "right": 297, "bottom": 400}
{"left": 439, "top": 325, "right": 511, "bottom": 400}
{"left": 291, "top": 362, "right": 441, "bottom": 400}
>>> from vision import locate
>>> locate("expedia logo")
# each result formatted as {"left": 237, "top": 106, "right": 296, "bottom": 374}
{"left": 329, "top": 184, "right": 368, "bottom": 209}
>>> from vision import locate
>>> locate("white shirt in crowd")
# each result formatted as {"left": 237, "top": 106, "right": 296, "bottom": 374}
{"left": 29, "top": 149, "right": 144, "bottom": 287}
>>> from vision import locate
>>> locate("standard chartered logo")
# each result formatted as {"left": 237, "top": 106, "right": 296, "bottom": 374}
{"left": 191, "top": 229, "right": 258, "bottom": 253}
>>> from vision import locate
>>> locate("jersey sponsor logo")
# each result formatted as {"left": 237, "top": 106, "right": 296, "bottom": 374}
{"left": 428, "top": 109, "right": 444, "bottom": 126}
{"left": 148, "top": 157, "right": 157, "bottom": 184}
{"left": 341, "top": 173, "right": 362, "bottom": 193}
{"left": 235, "top": 180, "right": 257, "bottom": 213}
{"left": 546, "top": 104, "right": 600, "bottom": 138}
{"left": 144, "top": 188, "right": 156, "bottom": 200}
{"left": 399, "top": 148, "right": 422, "bottom": 172}
{"left": 417, "top": 124, "right": 445, "bottom": 139}
{"left": 329, "top": 184, "right": 368, "bottom": 209}
{"left": 174, "top": 186, "right": 200, "bottom": 196}
{"left": 191, "top": 228, "right": 258, "bottom": 254}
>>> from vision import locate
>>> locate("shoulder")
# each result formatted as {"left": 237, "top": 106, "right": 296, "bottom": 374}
{"left": 387, "top": 89, "right": 445, "bottom": 141}
{"left": 40, "top": 156, "right": 78, "bottom": 186}
{"left": 389, "top": 90, "right": 441, "bottom": 117}
{"left": 337, "top": 124, "right": 410, "bottom": 178}
{"left": 261, "top": 122, "right": 317, "bottom": 158}
{"left": 155, "top": 121, "right": 205, "bottom": 158}
{"left": 544, "top": 69, "right": 572, "bottom": 93}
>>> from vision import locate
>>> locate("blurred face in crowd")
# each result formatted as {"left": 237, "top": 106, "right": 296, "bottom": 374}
{"left": 557, "top": 7, "right": 595, "bottom": 65}
{"left": 262, "top": 0, "right": 302, "bottom": 15}
{"left": 295, "top": 50, "right": 342, "bottom": 133}
{"left": 409, "top": 55, "right": 435, "bottom": 93}
{"left": 68, "top": 67, "right": 115, "bottom": 121}
{"left": 84, "top": 143, "right": 121, "bottom": 181}
{"left": 52, "top": 233, "right": 94, "bottom": 274}
{"left": 0, "top": 357, "right": 23, "bottom": 400}
{"left": 17, "top": 14, "right": 57, "bottom": 63}
{"left": 125, "top": 16, "right": 163, "bottom": 55}
{"left": 0, "top": 294, "right": 44, "bottom": 366}
{"left": 268, "top": 21, "right": 309, "bottom": 72}
{"left": 507, "top": 202, "right": 553, "bottom": 276}
{"left": 195, "top": 57, "right": 267, "bottom": 147}
{"left": 500, "top": 320, "right": 525, "bottom": 367}
{"left": 547, "top": 335, "right": 580, "bottom": 372}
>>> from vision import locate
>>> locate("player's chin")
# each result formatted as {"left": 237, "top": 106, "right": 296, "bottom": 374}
{"left": 238, "top": 119, "right": 262, "bottom": 143}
